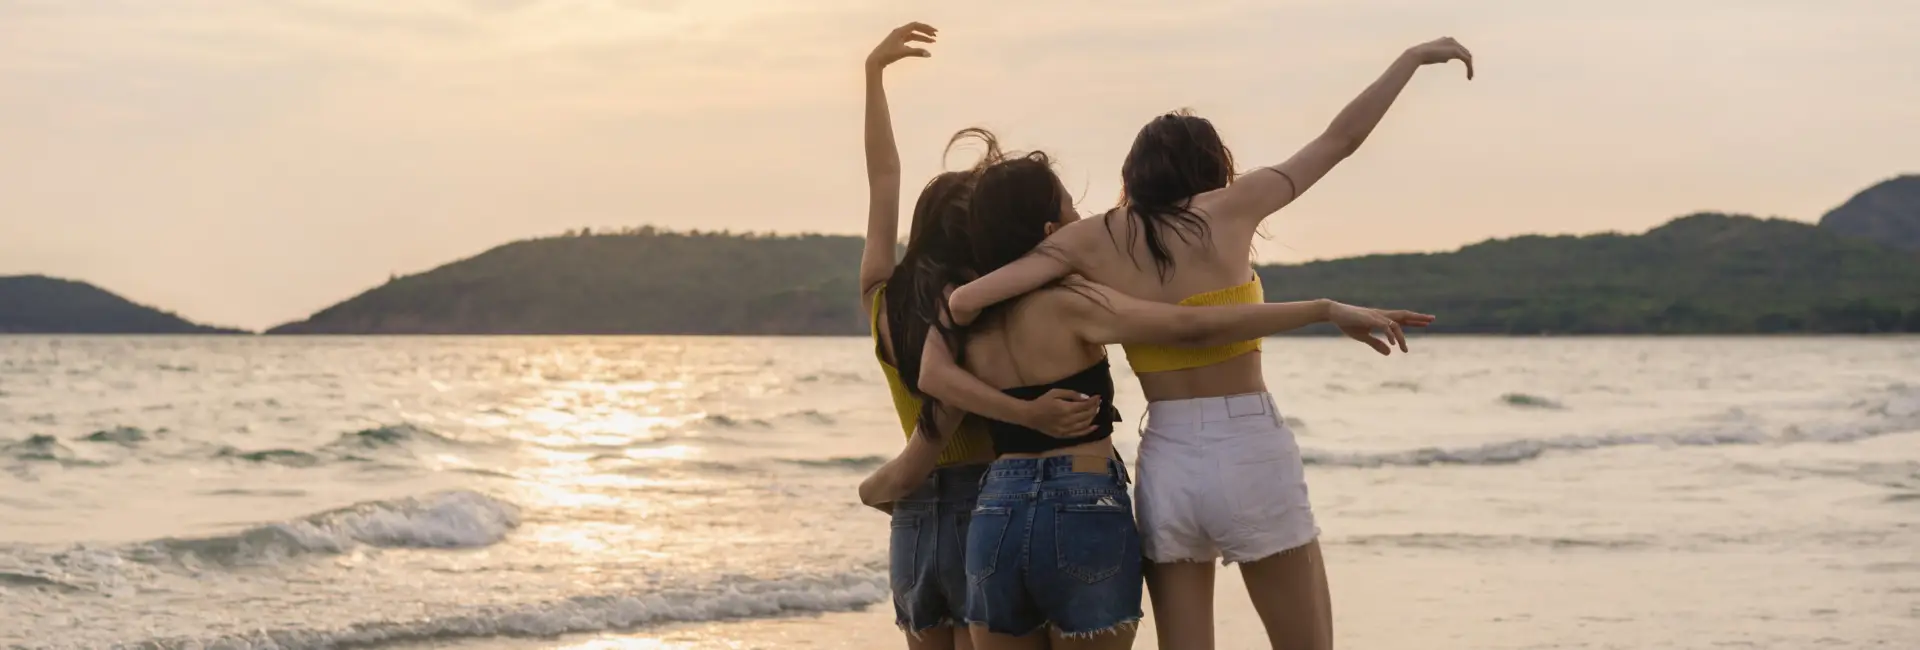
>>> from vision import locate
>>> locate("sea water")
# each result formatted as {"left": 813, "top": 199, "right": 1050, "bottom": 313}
{"left": 1, "top": 336, "right": 1916, "bottom": 648}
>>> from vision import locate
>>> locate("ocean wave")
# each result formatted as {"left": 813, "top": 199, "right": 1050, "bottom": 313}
{"left": 700, "top": 414, "right": 770, "bottom": 429}
{"left": 214, "top": 423, "right": 467, "bottom": 469}
{"left": 1338, "top": 533, "right": 1651, "bottom": 551}
{"left": 797, "top": 370, "right": 866, "bottom": 384}
{"left": 1305, "top": 421, "right": 1916, "bottom": 469}
{"left": 3, "top": 435, "right": 75, "bottom": 462}
{"left": 784, "top": 455, "right": 887, "bottom": 470}
{"left": 0, "top": 570, "right": 84, "bottom": 593}
{"left": 131, "top": 490, "right": 521, "bottom": 565}
{"left": 777, "top": 409, "right": 838, "bottom": 425}
{"left": 108, "top": 570, "right": 886, "bottom": 650}
{"left": 2, "top": 435, "right": 104, "bottom": 467}
{"left": 217, "top": 447, "right": 324, "bottom": 467}
{"left": 323, "top": 423, "right": 464, "bottom": 450}
{"left": 77, "top": 426, "right": 154, "bottom": 445}
{"left": 1500, "top": 393, "right": 1566, "bottom": 409}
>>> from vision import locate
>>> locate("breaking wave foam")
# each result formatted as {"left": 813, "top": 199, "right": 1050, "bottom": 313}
{"left": 134, "top": 490, "right": 521, "bottom": 565}
{"left": 113, "top": 571, "right": 886, "bottom": 650}
{"left": 1306, "top": 421, "right": 1917, "bottom": 469}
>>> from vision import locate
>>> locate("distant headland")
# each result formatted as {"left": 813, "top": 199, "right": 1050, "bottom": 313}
{"left": 6, "top": 175, "right": 1918, "bottom": 336}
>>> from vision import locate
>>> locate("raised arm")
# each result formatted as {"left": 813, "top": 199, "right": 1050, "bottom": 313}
{"left": 918, "top": 324, "right": 1101, "bottom": 437}
{"left": 1206, "top": 37, "right": 1474, "bottom": 223}
{"left": 1060, "top": 279, "right": 1436, "bottom": 355}
{"left": 857, "top": 23, "right": 938, "bottom": 297}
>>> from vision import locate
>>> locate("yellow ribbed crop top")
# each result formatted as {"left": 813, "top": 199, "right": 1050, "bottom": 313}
{"left": 1121, "top": 277, "right": 1265, "bottom": 373}
{"left": 869, "top": 287, "right": 994, "bottom": 466}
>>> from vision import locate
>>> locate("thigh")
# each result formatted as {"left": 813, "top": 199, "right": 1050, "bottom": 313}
{"left": 968, "top": 625, "right": 1048, "bottom": 650}
{"left": 905, "top": 626, "right": 959, "bottom": 650}
{"left": 1144, "top": 560, "right": 1216, "bottom": 650}
{"left": 1238, "top": 540, "right": 1332, "bottom": 650}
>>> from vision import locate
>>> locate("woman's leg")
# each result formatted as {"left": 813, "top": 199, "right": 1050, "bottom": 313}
{"left": 1145, "top": 560, "right": 1217, "bottom": 650}
{"left": 906, "top": 626, "right": 962, "bottom": 650}
{"left": 1050, "top": 625, "right": 1136, "bottom": 649}
{"left": 969, "top": 626, "right": 1049, "bottom": 650}
{"left": 1238, "top": 540, "right": 1333, "bottom": 650}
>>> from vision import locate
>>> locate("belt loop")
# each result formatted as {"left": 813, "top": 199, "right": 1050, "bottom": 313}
{"left": 1034, "top": 458, "right": 1045, "bottom": 486}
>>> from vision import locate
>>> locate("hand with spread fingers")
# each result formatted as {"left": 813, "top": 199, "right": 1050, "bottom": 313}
{"left": 1328, "top": 302, "right": 1437, "bottom": 355}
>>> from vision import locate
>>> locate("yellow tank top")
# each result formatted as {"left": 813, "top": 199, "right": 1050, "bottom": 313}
{"left": 1121, "top": 277, "right": 1266, "bottom": 373}
{"left": 870, "top": 286, "right": 994, "bottom": 466}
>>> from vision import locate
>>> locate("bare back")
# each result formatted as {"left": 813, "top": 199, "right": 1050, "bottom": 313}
{"left": 960, "top": 287, "right": 1114, "bottom": 459}
{"left": 1055, "top": 202, "right": 1267, "bottom": 400}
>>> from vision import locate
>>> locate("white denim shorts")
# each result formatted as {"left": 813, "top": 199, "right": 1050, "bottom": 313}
{"left": 1135, "top": 392, "right": 1319, "bottom": 564}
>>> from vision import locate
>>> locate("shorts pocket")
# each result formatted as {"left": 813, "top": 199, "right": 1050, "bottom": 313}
{"left": 889, "top": 507, "right": 926, "bottom": 594}
{"left": 1222, "top": 457, "right": 1306, "bottom": 535}
{"left": 1054, "top": 499, "right": 1133, "bottom": 584}
{"left": 966, "top": 506, "right": 1012, "bottom": 582}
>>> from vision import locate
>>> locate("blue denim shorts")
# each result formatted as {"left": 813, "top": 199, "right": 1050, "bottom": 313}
{"left": 890, "top": 463, "right": 988, "bottom": 632}
{"left": 964, "top": 456, "right": 1143, "bottom": 638}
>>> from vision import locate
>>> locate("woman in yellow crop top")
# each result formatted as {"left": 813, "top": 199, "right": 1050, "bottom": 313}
{"left": 848, "top": 24, "right": 1105, "bottom": 650}
{"left": 937, "top": 36, "right": 1474, "bottom": 650}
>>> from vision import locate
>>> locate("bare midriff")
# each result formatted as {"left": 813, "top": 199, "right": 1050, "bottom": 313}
{"left": 1136, "top": 350, "right": 1267, "bottom": 402}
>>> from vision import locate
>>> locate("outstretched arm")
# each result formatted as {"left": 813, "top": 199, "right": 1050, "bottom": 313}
{"left": 945, "top": 252, "right": 1074, "bottom": 326}
{"left": 1060, "top": 279, "right": 1436, "bottom": 355}
{"left": 919, "top": 325, "right": 1101, "bottom": 437}
{"left": 1207, "top": 37, "right": 1474, "bottom": 223}
{"left": 857, "top": 23, "right": 938, "bottom": 297}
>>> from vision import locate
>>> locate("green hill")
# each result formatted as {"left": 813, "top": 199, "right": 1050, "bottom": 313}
{"left": 1260, "top": 213, "right": 1920, "bottom": 334}
{"left": 1819, "top": 175, "right": 1920, "bottom": 252}
{"left": 269, "top": 212, "right": 1920, "bottom": 336}
{"left": 0, "top": 275, "right": 243, "bottom": 334}
{"left": 268, "top": 228, "right": 866, "bottom": 335}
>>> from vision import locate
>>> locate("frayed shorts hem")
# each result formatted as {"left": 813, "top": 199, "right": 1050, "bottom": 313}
{"left": 897, "top": 617, "right": 964, "bottom": 636}
{"left": 963, "top": 618, "right": 1141, "bottom": 639}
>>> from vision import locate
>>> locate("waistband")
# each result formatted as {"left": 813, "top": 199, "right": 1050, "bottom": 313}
{"left": 901, "top": 463, "right": 989, "bottom": 502}
{"left": 983, "top": 455, "right": 1130, "bottom": 486}
{"left": 1144, "top": 392, "right": 1281, "bottom": 425}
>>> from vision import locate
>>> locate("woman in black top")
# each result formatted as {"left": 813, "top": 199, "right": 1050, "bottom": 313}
{"left": 917, "top": 144, "right": 1432, "bottom": 649}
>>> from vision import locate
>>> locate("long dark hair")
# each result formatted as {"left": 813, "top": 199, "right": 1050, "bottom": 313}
{"left": 883, "top": 128, "right": 1002, "bottom": 440}
{"left": 919, "top": 148, "right": 1086, "bottom": 431}
{"left": 1114, "top": 109, "right": 1236, "bottom": 280}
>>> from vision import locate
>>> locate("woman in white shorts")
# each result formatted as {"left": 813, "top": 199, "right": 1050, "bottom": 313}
{"left": 944, "top": 37, "right": 1473, "bottom": 650}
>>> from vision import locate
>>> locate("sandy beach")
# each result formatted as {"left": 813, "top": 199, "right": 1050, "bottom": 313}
{"left": 436, "top": 565, "right": 1282, "bottom": 650}
{"left": 433, "top": 426, "right": 1920, "bottom": 650}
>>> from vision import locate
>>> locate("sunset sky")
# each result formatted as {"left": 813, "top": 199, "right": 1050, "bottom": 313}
{"left": 2, "top": 0, "right": 1915, "bottom": 329}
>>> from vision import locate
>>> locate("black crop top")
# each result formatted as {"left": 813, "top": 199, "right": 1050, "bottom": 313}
{"left": 985, "top": 358, "right": 1122, "bottom": 455}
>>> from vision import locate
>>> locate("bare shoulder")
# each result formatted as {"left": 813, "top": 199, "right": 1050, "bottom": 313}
{"left": 1053, "top": 212, "right": 1119, "bottom": 253}
{"left": 1032, "top": 276, "right": 1112, "bottom": 319}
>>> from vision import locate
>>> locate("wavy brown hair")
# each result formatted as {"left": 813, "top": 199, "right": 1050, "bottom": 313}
{"left": 882, "top": 128, "right": 1003, "bottom": 439}
{"left": 1114, "top": 109, "right": 1236, "bottom": 280}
